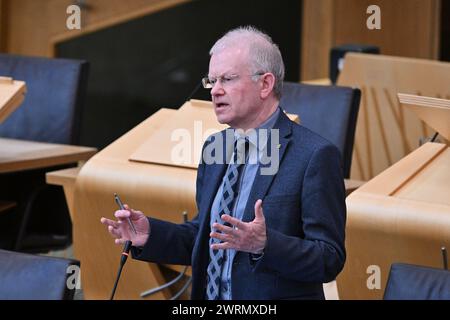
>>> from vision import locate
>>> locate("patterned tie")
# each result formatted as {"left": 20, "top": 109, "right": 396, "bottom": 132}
{"left": 206, "top": 137, "right": 249, "bottom": 300}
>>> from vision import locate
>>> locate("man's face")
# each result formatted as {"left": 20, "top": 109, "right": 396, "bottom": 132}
{"left": 208, "top": 47, "right": 262, "bottom": 130}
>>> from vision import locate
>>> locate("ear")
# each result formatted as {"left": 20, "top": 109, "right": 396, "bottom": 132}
{"left": 260, "top": 73, "right": 276, "bottom": 99}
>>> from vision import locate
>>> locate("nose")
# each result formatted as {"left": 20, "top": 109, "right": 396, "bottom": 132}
{"left": 210, "top": 80, "right": 225, "bottom": 97}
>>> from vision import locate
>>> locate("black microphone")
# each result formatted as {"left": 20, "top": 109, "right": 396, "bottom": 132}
{"left": 110, "top": 240, "right": 132, "bottom": 300}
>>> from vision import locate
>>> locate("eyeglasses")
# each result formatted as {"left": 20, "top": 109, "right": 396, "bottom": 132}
{"left": 201, "top": 72, "right": 264, "bottom": 89}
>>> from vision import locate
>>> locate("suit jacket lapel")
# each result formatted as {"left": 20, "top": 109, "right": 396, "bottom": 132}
{"left": 242, "top": 111, "right": 293, "bottom": 222}
{"left": 197, "top": 130, "right": 232, "bottom": 237}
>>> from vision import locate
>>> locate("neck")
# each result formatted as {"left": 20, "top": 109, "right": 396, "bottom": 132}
{"left": 236, "top": 99, "right": 279, "bottom": 131}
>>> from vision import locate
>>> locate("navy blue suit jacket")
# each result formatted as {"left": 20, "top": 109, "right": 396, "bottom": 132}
{"left": 132, "top": 110, "right": 346, "bottom": 299}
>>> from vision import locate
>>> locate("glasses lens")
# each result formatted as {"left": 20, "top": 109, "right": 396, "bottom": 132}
{"left": 202, "top": 77, "right": 212, "bottom": 89}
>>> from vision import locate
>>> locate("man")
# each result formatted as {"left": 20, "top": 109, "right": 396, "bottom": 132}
{"left": 101, "top": 26, "right": 346, "bottom": 300}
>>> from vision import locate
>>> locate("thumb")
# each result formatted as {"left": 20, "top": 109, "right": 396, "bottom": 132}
{"left": 254, "top": 199, "right": 264, "bottom": 221}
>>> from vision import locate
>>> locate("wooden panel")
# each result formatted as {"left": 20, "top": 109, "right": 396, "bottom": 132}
{"left": 337, "top": 53, "right": 450, "bottom": 181}
{"left": 339, "top": 143, "right": 450, "bottom": 299}
{"left": 0, "top": 0, "right": 5, "bottom": 52}
{"left": 356, "top": 142, "right": 446, "bottom": 196}
{"left": 334, "top": 0, "right": 441, "bottom": 59}
{"left": 399, "top": 94, "right": 450, "bottom": 141}
{"left": 3, "top": 0, "right": 190, "bottom": 57}
{"left": 396, "top": 148, "right": 450, "bottom": 206}
{"left": 301, "top": 0, "right": 334, "bottom": 80}
{"left": 301, "top": 0, "right": 441, "bottom": 81}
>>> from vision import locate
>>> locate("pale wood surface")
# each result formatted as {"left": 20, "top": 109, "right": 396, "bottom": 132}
{"left": 344, "top": 179, "right": 365, "bottom": 196}
{"left": 339, "top": 143, "right": 450, "bottom": 299}
{"left": 301, "top": 78, "right": 332, "bottom": 86}
{"left": 398, "top": 94, "right": 450, "bottom": 141}
{"left": 0, "top": 78, "right": 26, "bottom": 123}
{"left": 0, "top": 138, "right": 97, "bottom": 173}
{"left": 337, "top": 53, "right": 450, "bottom": 181}
{"left": 355, "top": 142, "right": 447, "bottom": 196}
{"left": 395, "top": 147, "right": 450, "bottom": 206}
{"left": 131, "top": 100, "right": 299, "bottom": 169}
{"left": 46, "top": 166, "right": 80, "bottom": 187}
{"left": 129, "top": 100, "right": 228, "bottom": 169}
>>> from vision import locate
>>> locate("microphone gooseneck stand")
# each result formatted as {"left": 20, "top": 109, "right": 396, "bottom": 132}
{"left": 110, "top": 240, "right": 132, "bottom": 300}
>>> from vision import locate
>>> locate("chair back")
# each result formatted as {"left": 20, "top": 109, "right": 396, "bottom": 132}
{"left": 0, "top": 249, "right": 80, "bottom": 300}
{"left": 0, "top": 53, "right": 89, "bottom": 144}
{"left": 281, "top": 81, "right": 361, "bottom": 178}
{"left": 384, "top": 263, "right": 450, "bottom": 300}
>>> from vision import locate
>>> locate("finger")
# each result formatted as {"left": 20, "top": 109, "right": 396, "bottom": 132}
{"left": 221, "top": 214, "right": 247, "bottom": 230}
{"left": 114, "top": 209, "right": 131, "bottom": 219}
{"left": 108, "top": 225, "right": 122, "bottom": 239}
{"left": 115, "top": 238, "right": 126, "bottom": 245}
{"left": 100, "top": 217, "right": 120, "bottom": 228}
{"left": 210, "top": 231, "right": 230, "bottom": 242}
{"left": 129, "top": 208, "right": 143, "bottom": 219}
{"left": 211, "top": 242, "right": 235, "bottom": 251}
{"left": 254, "top": 199, "right": 264, "bottom": 220}
{"left": 123, "top": 205, "right": 143, "bottom": 219}
{"left": 212, "top": 222, "right": 238, "bottom": 236}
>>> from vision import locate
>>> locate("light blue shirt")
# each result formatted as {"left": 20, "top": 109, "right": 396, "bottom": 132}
{"left": 209, "top": 107, "right": 280, "bottom": 300}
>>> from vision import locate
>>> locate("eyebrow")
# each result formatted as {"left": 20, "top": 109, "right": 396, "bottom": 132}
{"left": 208, "top": 70, "right": 238, "bottom": 78}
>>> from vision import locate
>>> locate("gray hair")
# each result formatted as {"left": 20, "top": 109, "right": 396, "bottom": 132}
{"left": 209, "top": 26, "right": 285, "bottom": 99}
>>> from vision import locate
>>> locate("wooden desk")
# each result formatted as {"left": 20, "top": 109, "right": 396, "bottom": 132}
{"left": 302, "top": 78, "right": 332, "bottom": 86}
{"left": 0, "top": 138, "right": 97, "bottom": 173}
{"left": 0, "top": 78, "right": 26, "bottom": 124}
{"left": 338, "top": 142, "right": 450, "bottom": 299}
{"left": 0, "top": 138, "right": 96, "bottom": 215}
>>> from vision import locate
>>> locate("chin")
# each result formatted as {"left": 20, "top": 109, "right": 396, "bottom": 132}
{"left": 214, "top": 108, "right": 232, "bottom": 125}
{"left": 215, "top": 115, "right": 230, "bottom": 125}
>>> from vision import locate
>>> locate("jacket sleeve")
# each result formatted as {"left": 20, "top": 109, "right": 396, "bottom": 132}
{"left": 252, "top": 144, "right": 347, "bottom": 283}
{"left": 131, "top": 159, "right": 206, "bottom": 265}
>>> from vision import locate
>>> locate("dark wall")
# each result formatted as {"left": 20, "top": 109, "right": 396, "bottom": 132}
{"left": 56, "top": 0, "right": 302, "bottom": 149}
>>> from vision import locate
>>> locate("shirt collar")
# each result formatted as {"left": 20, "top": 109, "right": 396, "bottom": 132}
{"left": 233, "top": 107, "right": 280, "bottom": 151}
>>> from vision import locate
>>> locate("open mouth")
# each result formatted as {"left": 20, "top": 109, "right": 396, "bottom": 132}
{"left": 215, "top": 102, "right": 229, "bottom": 108}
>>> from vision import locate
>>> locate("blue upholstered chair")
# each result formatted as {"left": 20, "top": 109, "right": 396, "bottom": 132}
{"left": 0, "top": 249, "right": 80, "bottom": 300}
{"left": 0, "top": 54, "right": 88, "bottom": 144}
{"left": 384, "top": 263, "right": 450, "bottom": 300}
{"left": 280, "top": 82, "right": 361, "bottom": 178}
{"left": 0, "top": 54, "right": 89, "bottom": 252}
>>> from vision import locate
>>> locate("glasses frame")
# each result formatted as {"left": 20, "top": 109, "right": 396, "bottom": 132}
{"left": 201, "top": 72, "right": 265, "bottom": 89}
